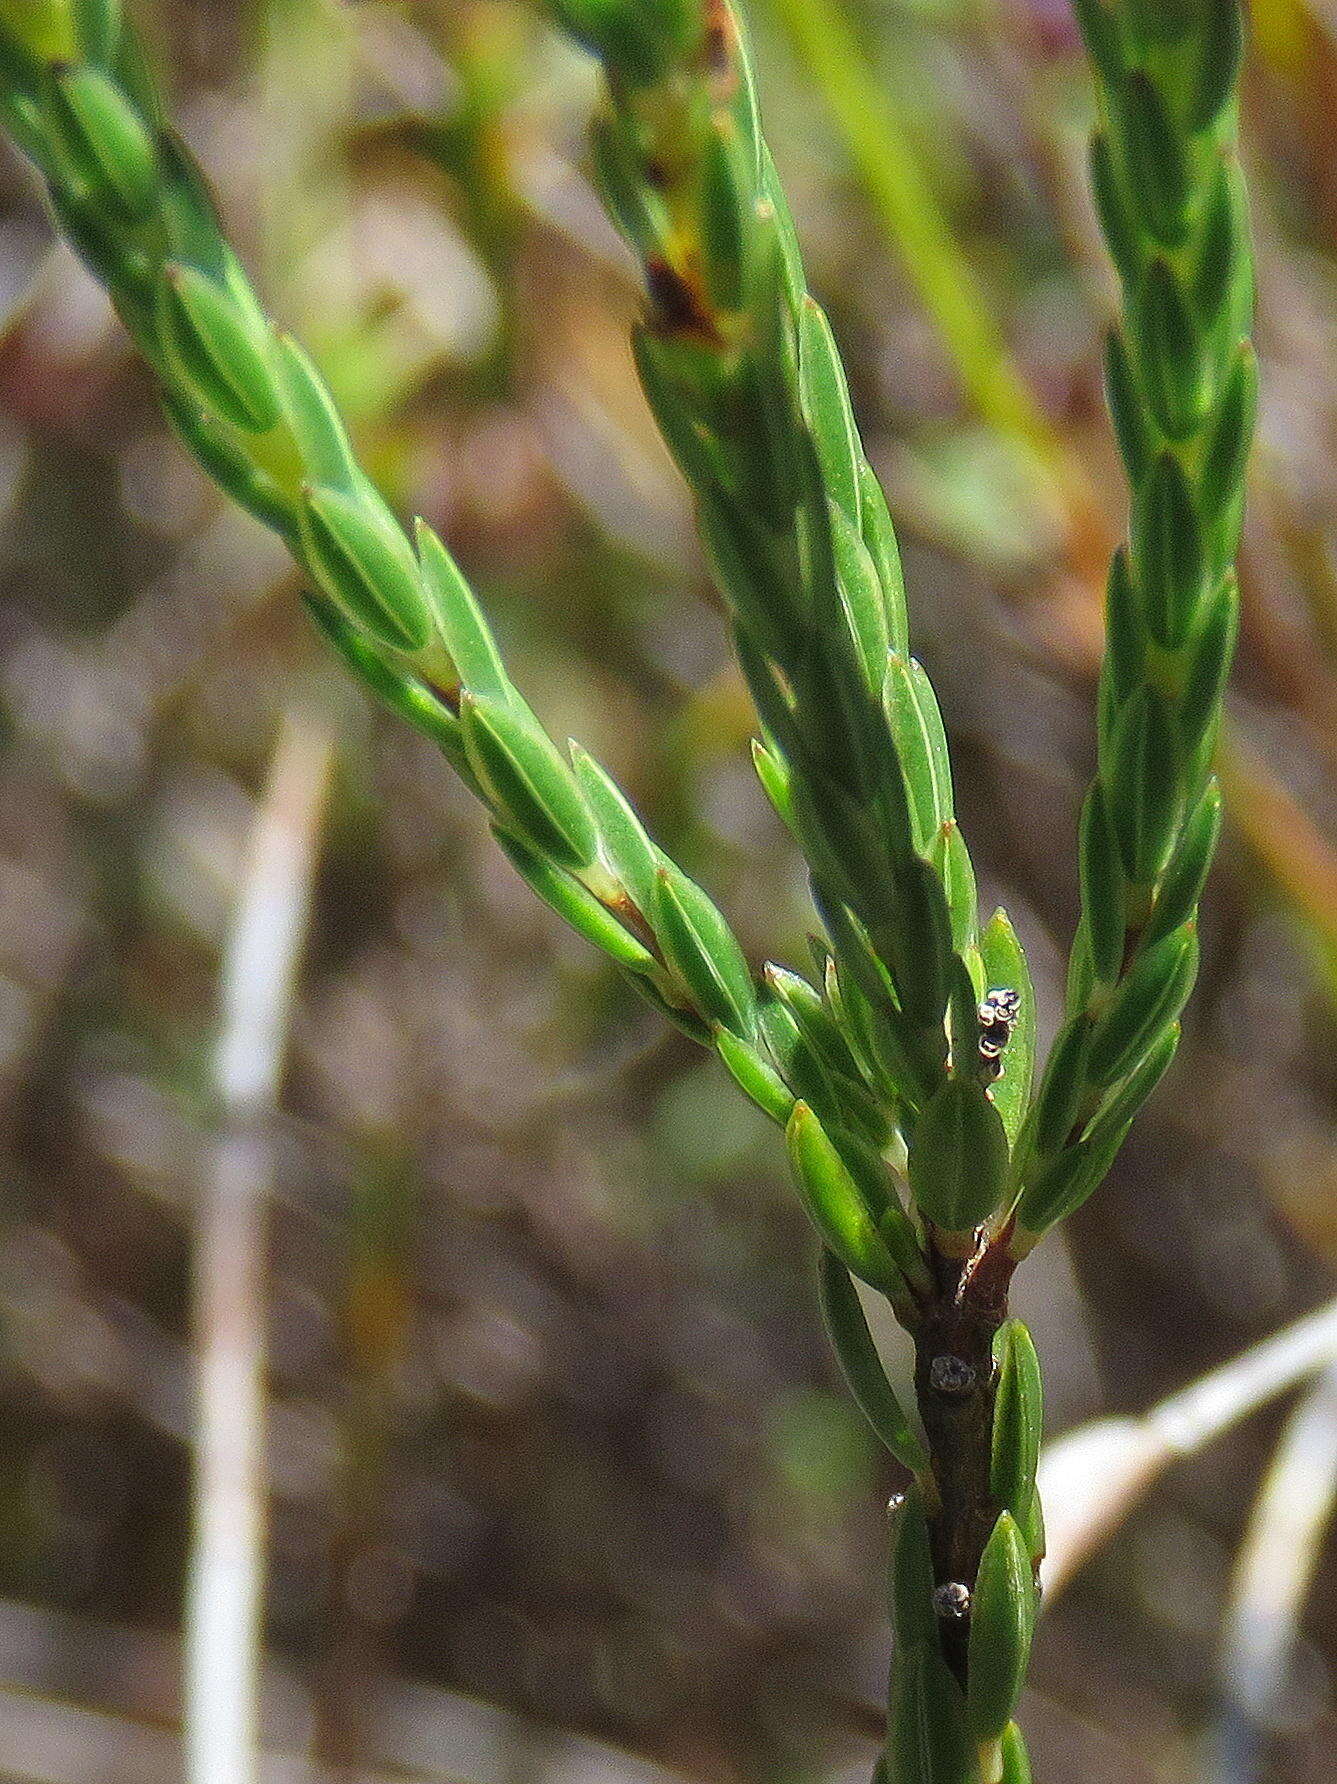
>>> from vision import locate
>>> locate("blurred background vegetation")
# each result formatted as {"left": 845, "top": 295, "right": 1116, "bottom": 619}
{"left": 0, "top": 2, "right": 1335, "bottom": 1781}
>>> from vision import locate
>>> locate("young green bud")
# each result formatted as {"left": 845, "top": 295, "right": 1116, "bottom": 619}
{"left": 765, "top": 964, "right": 864, "bottom": 1081}
{"left": 44, "top": 62, "right": 155, "bottom": 216}
{"left": 274, "top": 334, "right": 358, "bottom": 490}
{"left": 830, "top": 501, "right": 890, "bottom": 690}
{"left": 492, "top": 829, "right": 656, "bottom": 973}
{"left": 1189, "top": 0, "right": 1244, "bottom": 132}
{"left": 786, "top": 1103, "right": 907, "bottom": 1298}
{"left": 1143, "top": 782, "right": 1222, "bottom": 949}
{"left": 1192, "top": 163, "right": 1244, "bottom": 332}
{"left": 929, "top": 819, "right": 977, "bottom": 954}
{"left": 750, "top": 738, "right": 796, "bottom": 835}
{"left": 978, "top": 909, "right": 1035, "bottom": 1139}
{"left": 881, "top": 855, "right": 954, "bottom": 1029}
{"left": 698, "top": 121, "right": 753, "bottom": 314}
{"left": 415, "top": 521, "right": 509, "bottom": 701}
{"left": 652, "top": 864, "right": 756, "bottom": 1038}
{"left": 818, "top": 1250, "right": 929, "bottom": 1473}
{"left": 632, "top": 325, "right": 733, "bottom": 501}
{"left": 158, "top": 262, "right": 281, "bottom": 435}
{"left": 1030, "top": 1015, "right": 1093, "bottom": 1156}
{"left": 817, "top": 1120, "right": 931, "bottom": 1293}
{"left": 1133, "top": 451, "right": 1206, "bottom": 650}
{"left": 461, "top": 695, "right": 599, "bottom": 874}
{"left": 303, "top": 592, "right": 470, "bottom": 775}
{"left": 1020, "top": 1485, "right": 1045, "bottom": 1569}
{"left": 1070, "top": 0, "right": 1126, "bottom": 89}
{"left": 1104, "top": 329, "right": 1150, "bottom": 485}
{"left": 1102, "top": 546, "right": 1145, "bottom": 719}
{"left": 715, "top": 1028, "right": 796, "bottom": 1127}
{"left": 887, "top": 1485, "right": 937, "bottom": 1649}
{"left": 299, "top": 482, "right": 431, "bottom": 655}
{"left": 1088, "top": 132, "right": 1137, "bottom": 284}
{"left": 759, "top": 996, "right": 840, "bottom": 1120}
{"left": 967, "top": 1511, "right": 1037, "bottom": 1743}
{"left": 589, "top": 112, "right": 670, "bottom": 262}
{"left": 1135, "top": 258, "right": 1204, "bottom": 439}
{"left": 569, "top": 746, "right": 660, "bottom": 916}
{"left": 1104, "top": 685, "right": 1180, "bottom": 886}
{"left": 888, "top": 1641, "right": 972, "bottom": 1784}
{"left": 162, "top": 391, "right": 294, "bottom": 538}
{"left": 999, "top": 1721, "right": 1033, "bottom": 1784}
{"left": 1178, "top": 573, "right": 1238, "bottom": 756}
{"left": 990, "top": 1320, "right": 1043, "bottom": 1524}
{"left": 857, "top": 459, "right": 908, "bottom": 652}
{"left": 908, "top": 1075, "right": 1009, "bottom": 1235}
{"left": 1118, "top": 72, "right": 1189, "bottom": 245}
{"left": 884, "top": 654, "right": 952, "bottom": 850}
{"left": 1200, "top": 343, "right": 1257, "bottom": 535}
{"left": 1078, "top": 784, "right": 1126, "bottom": 990}
{"left": 1087, "top": 923, "right": 1197, "bottom": 1086}
{"left": 798, "top": 295, "right": 862, "bottom": 524}
{"left": 1015, "top": 1139, "right": 1103, "bottom": 1242}
{"left": 1086, "top": 1019, "right": 1180, "bottom": 1143}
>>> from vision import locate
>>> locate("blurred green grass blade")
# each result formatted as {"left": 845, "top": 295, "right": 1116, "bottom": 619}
{"left": 764, "top": 0, "right": 1077, "bottom": 507}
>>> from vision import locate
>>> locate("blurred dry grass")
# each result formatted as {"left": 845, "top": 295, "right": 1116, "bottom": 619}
{"left": 0, "top": 2, "right": 1335, "bottom": 1781}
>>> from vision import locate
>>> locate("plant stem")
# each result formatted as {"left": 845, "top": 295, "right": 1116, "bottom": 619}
{"left": 187, "top": 709, "right": 332, "bottom": 1784}
{"left": 1038, "top": 1292, "right": 1337, "bottom": 1602}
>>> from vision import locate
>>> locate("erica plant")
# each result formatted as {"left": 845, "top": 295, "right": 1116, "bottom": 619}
{"left": 0, "top": 1, "right": 1253, "bottom": 1778}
